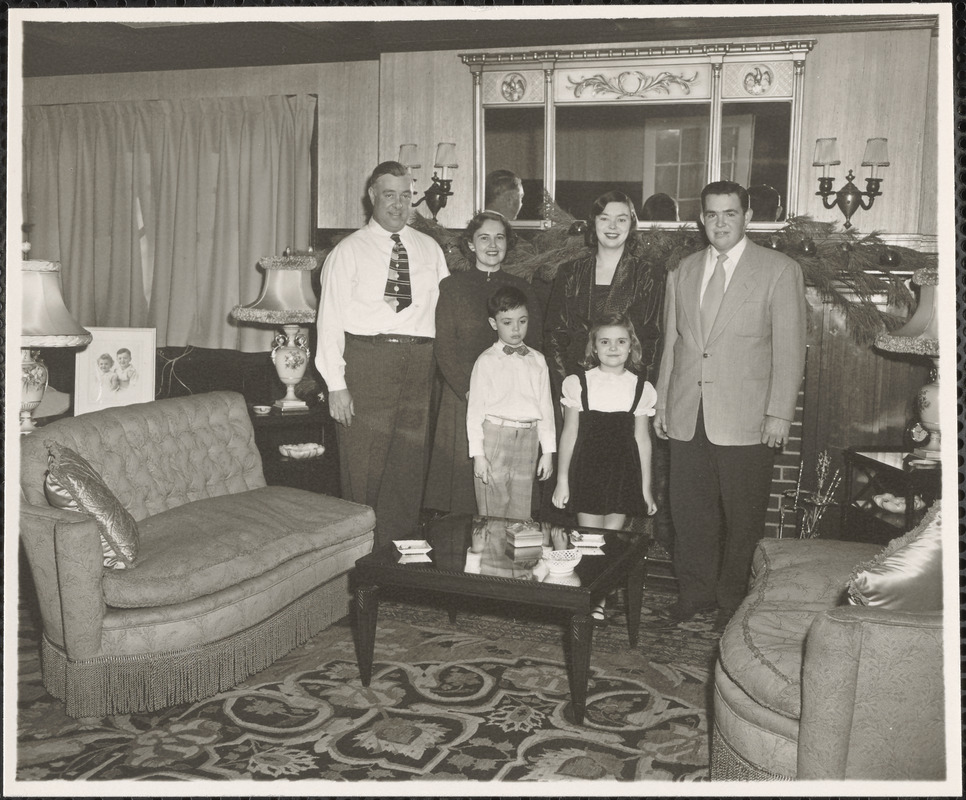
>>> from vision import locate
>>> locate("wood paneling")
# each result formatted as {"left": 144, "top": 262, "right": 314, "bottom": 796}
{"left": 317, "top": 61, "right": 379, "bottom": 229}
{"left": 918, "top": 35, "right": 939, "bottom": 236}
{"left": 378, "top": 51, "right": 475, "bottom": 226}
{"left": 795, "top": 29, "right": 933, "bottom": 234}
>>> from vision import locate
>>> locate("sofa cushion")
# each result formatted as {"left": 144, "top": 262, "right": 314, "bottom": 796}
{"left": 44, "top": 441, "right": 140, "bottom": 568}
{"left": 102, "top": 487, "right": 375, "bottom": 608}
{"left": 847, "top": 502, "right": 942, "bottom": 611}
{"left": 719, "top": 538, "right": 879, "bottom": 720}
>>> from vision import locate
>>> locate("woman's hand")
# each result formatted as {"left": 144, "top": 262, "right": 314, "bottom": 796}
{"left": 642, "top": 488, "right": 658, "bottom": 516}
{"left": 552, "top": 479, "right": 570, "bottom": 509}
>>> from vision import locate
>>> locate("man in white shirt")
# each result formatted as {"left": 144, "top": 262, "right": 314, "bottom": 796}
{"left": 316, "top": 161, "right": 449, "bottom": 548}
{"left": 467, "top": 286, "right": 555, "bottom": 520}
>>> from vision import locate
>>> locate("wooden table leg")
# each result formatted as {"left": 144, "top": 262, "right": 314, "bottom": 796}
{"left": 625, "top": 555, "right": 646, "bottom": 648}
{"left": 567, "top": 613, "right": 594, "bottom": 725}
{"left": 355, "top": 583, "right": 379, "bottom": 686}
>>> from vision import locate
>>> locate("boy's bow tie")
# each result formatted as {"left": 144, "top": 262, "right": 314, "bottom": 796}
{"left": 503, "top": 344, "right": 529, "bottom": 356}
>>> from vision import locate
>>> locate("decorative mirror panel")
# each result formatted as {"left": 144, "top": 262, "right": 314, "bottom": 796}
{"left": 463, "top": 41, "right": 813, "bottom": 227}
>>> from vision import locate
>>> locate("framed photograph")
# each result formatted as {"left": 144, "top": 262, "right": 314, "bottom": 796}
{"left": 74, "top": 328, "right": 156, "bottom": 415}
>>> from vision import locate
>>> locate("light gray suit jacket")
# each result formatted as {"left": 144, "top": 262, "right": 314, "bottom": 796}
{"left": 655, "top": 238, "right": 807, "bottom": 446}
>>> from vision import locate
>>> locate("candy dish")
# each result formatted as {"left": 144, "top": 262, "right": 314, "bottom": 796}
{"left": 253, "top": 405, "right": 272, "bottom": 415}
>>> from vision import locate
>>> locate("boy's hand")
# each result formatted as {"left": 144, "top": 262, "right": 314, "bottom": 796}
{"left": 536, "top": 453, "right": 554, "bottom": 481}
{"left": 551, "top": 480, "right": 569, "bottom": 509}
{"left": 653, "top": 410, "right": 668, "bottom": 440}
{"left": 473, "top": 455, "right": 491, "bottom": 485}
{"left": 328, "top": 389, "right": 354, "bottom": 427}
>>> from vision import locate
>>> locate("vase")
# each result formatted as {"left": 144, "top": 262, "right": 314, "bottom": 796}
{"left": 913, "top": 356, "right": 940, "bottom": 459}
{"left": 21, "top": 348, "right": 48, "bottom": 433}
{"left": 271, "top": 324, "right": 309, "bottom": 411}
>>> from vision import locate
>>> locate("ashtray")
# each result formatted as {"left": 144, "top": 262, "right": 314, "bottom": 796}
{"left": 570, "top": 531, "right": 604, "bottom": 547}
{"left": 279, "top": 443, "right": 325, "bottom": 459}
{"left": 253, "top": 405, "right": 272, "bottom": 415}
{"left": 394, "top": 539, "right": 433, "bottom": 555}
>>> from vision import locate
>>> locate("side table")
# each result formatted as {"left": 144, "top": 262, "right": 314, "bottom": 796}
{"left": 839, "top": 447, "right": 941, "bottom": 545}
{"left": 248, "top": 403, "right": 340, "bottom": 495}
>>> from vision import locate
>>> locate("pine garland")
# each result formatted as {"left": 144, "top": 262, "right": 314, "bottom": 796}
{"left": 409, "top": 192, "right": 933, "bottom": 345}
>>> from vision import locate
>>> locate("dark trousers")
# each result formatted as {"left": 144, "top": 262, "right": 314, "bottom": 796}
{"left": 338, "top": 337, "right": 435, "bottom": 549}
{"left": 668, "top": 405, "right": 775, "bottom": 612}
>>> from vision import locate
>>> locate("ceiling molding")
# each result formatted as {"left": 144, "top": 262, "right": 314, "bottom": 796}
{"left": 20, "top": 15, "right": 939, "bottom": 79}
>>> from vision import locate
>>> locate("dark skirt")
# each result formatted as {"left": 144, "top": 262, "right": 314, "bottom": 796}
{"left": 569, "top": 408, "right": 645, "bottom": 516}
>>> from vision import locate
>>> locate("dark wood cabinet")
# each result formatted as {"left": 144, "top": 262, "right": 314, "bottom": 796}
{"left": 248, "top": 403, "right": 340, "bottom": 496}
{"left": 839, "top": 447, "right": 941, "bottom": 545}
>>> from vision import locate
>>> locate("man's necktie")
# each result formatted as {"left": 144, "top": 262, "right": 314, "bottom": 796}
{"left": 384, "top": 233, "right": 412, "bottom": 312}
{"left": 701, "top": 252, "right": 727, "bottom": 344}
{"left": 503, "top": 344, "right": 529, "bottom": 356}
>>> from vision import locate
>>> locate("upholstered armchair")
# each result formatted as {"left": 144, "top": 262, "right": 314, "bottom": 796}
{"left": 19, "top": 391, "right": 375, "bottom": 718}
{"left": 711, "top": 505, "right": 945, "bottom": 780}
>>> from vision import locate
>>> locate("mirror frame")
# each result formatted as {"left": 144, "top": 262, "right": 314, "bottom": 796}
{"left": 461, "top": 40, "right": 815, "bottom": 230}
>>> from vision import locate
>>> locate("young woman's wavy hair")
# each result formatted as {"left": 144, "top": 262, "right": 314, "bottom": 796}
{"left": 580, "top": 313, "right": 644, "bottom": 372}
{"left": 459, "top": 210, "right": 518, "bottom": 262}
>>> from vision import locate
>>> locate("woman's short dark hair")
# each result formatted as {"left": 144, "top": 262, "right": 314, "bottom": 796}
{"left": 580, "top": 312, "right": 644, "bottom": 371}
{"left": 459, "top": 210, "right": 517, "bottom": 261}
{"left": 584, "top": 191, "right": 640, "bottom": 250}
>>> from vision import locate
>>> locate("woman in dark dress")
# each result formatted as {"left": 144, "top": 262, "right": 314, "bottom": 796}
{"left": 545, "top": 190, "right": 665, "bottom": 390}
{"left": 424, "top": 211, "right": 543, "bottom": 514}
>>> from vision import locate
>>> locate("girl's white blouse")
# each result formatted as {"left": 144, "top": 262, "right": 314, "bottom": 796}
{"left": 560, "top": 367, "right": 656, "bottom": 416}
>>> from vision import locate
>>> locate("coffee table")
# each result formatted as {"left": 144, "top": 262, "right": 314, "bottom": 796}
{"left": 353, "top": 514, "right": 650, "bottom": 724}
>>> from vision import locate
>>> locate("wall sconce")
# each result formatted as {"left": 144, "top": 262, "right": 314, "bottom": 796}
{"left": 231, "top": 252, "right": 318, "bottom": 412}
{"left": 21, "top": 260, "right": 92, "bottom": 432}
{"left": 413, "top": 142, "right": 457, "bottom": 221}
{"left": 813, "top": 137, "right": 889, "bottom": 229}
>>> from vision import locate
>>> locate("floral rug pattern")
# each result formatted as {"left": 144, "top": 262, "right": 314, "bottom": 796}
{"left": 17, "top": 588, "right": 719, "bottom": 783}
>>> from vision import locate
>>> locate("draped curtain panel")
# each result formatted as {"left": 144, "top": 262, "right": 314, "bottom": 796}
{"left": 24, "top": 95, "right": 317, "bottom": 350}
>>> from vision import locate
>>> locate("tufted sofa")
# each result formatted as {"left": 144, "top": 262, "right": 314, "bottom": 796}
{"left": 19, "top": 391, "right": 375, "bottom": 718}
{"left": 710, "top": 522, "right": 945, "bottom": 781}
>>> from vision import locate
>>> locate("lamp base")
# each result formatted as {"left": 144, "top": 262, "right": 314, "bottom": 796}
{"left": 21, "top": 347, "right": 49, "bottom": 434}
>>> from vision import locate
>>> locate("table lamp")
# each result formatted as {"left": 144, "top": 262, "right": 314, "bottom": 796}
{"left": 873, "top": 266, "right": 939, "bottom": 458}
{"left": 21, "top": 260, "right": 92, "bottom": 432}
{"left": 231, "top": 253, "right": 318, "bottom": 411}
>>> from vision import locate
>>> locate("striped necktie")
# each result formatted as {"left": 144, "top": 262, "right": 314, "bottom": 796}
{"left": 384, "top": 233, "right": 412, "bottom": 312}
{"left": 701, "top": 252, "right": 727, "bottom": 344}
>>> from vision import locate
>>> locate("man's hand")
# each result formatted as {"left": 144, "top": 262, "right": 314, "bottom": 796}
{"left": 653, "top": 409, "right": 669, "bottom": 440}
{"left": 473, "top": 455, "right": 491, "bottom": 485}
{"left": 328, "top": 389, "right": 354, "bottom": 427}
{"left": 536, "top": 453, "right": 554, "bottom": 481}
{"left": 760, "top": 415, "right": 791, "bottom": 448}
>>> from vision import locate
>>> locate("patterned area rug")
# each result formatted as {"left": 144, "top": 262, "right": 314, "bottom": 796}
{"left": 17, "top": 586, "right": 720, "bottom": 783}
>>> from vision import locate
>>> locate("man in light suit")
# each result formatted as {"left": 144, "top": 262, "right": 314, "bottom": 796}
{"left": 654, "top": 180, "right": 806, "bottom": 628}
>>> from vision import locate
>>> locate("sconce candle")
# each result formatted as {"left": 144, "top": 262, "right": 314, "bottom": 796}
{"left": 434, "top": 142, "right": 458, "bottom": 181}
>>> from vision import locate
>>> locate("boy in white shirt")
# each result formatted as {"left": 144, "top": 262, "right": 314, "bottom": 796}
{"left": 466, "top": 286, "right": 555, "bottom": 519}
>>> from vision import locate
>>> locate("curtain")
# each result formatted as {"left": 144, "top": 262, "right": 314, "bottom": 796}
{"left": 24, "top": 95, "right": 317, "bottom": 351}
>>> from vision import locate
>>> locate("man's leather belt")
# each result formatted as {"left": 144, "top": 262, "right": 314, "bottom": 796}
{"left": 346, "top": 332, "right": 433, "bottom": 345}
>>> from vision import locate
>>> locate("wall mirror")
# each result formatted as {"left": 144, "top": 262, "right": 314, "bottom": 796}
{"left": 465, "top": 40, "right": 813, "bottom": 228}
